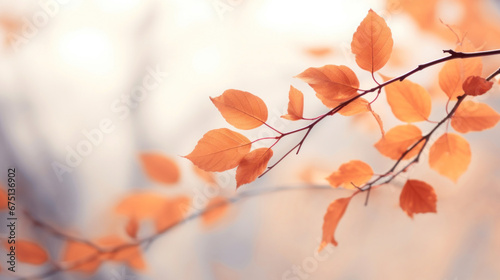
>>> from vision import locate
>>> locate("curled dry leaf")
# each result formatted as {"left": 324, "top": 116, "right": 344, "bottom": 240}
{"left": 375, "top": 124, "right": 424, "bottom": 160}
{"left": 429, "top": 133, "right": 471, "bottom": 182}
{"left": 201, "top": 196, "right": 230, "bottom": 227}
{"left": 400, "top": 179, "right": 437, "bottom": 218}
{"left": 281, "top": 86, "right": 304, "bottom": 121}
{"left": 451, "top": 100, "right": 500, "bottom": 133}
{"left": 236, "top": 148, "right": 273, "bottom": 188}
{"left": 296, "top": 65, "right": 359, "bottom": 102}
{"left": 210, "top": 89, "right": 268, "bottom": 130}
{"left": 319, "top": 196, "right": 352, "bottom": 251}
{"left": 462, "top": 76, "right": 493, "bottom": 96}
{"left": 139, "top": 153, "right": 180, "bottom": 185}
{"left": 326, "top": 160, "right": 374, "bottom": 189}
{"left": 439, "top": 39, "right": 482, "bottom": 100}
{"left": 351, "top": 9, "right": 393, "bottom": 73}
{"left": 185, "top": 128, "right": 251, "bottom": 172}
{"left": 3, "top": 240, "right": 48, "bottom": 265}
{"left": 382, "top": 76, "right": 432, "bottom": 122}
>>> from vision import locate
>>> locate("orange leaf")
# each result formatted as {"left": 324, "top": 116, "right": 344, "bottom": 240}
{"left": 399, "top": 179, "right": 437, "bottom": 218}
{"left": 235, "top": 148, "right": 273, "bottom": 188}
{"left": 185, "top": 128, "right": 251, "bottom": 172}
{"left": 62, "top": 240, "right": 101, "bottom": 273}
{"left": 3, "top": 240, "right": 48, "bottom": 265}
{"left": 451, "top": 100, "right": 500, "bottom": 133}
{"left": 115, "top": 192, "right": 171, "bottom": 219}
{"left": 319, "top": 196, "right": 352, "bottom": 250}
{"left": 326, "top": 160, "right": 374, "bottom": 189}
{"left": 154, "top": 196, "right": 190, "bottom": 232}
{"left": 98, "top": 235, "right": 146, "bottom": 271}
{"left": 375, "top": 124, "right": 424, "bottom": 160}
{"left": 438, "top": 40, "right": 482, "bottom": 100}
{"left": 315, "top": 94, "right": 369, "bottom": 116}
{"left": 210, "top": 89, "right": 268, "bottom": 130}
{"left": 281, "top": 86, "right": 304, "bottom": 121}
{"left": 125, "top": 217, "right": 139, "bottom": 239}
{"left": 429, "top": 133, "right": 471, "bottom": 182}
{"left": 304, "top": 46, "right": 334, "bottom": 57}
{"left": 0, "top": 186, "right": 7, "bottom": 210}
{"left": 369, "top": 107, "right": 385, "bottom": 136}
{"left": 296, "top": 65, "right": 359, "bottom": 102}
{"left": 139, "top": 153, "right": 180, "bottom": 185}
{"left": 383, "top": 77, "right": 432, "bottom": 122}
{"left": 201, "top": 196, "right": 230, "bottom": 227}
{"left": 462, "top": 76, "right": 493, "bottom": 96}
{"left": 351, "top": 9, "right": 393, "bottom": 73}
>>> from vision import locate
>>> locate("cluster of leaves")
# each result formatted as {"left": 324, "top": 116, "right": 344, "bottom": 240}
{"left": 185, "top": 9, "right": 500, "bottom": 251}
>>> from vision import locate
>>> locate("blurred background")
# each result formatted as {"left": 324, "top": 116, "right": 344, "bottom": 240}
{"left": 0, "top": 0, "right": 500, "bottom": 279}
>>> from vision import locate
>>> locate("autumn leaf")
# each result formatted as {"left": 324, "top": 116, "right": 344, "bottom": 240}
{"left": 125, "top": 218, "right": 139, "bottom": 239}
{"left": 3, "top": 240, "right": 48, "bottom": 265}
{"left": 62, "top": 241, "right": 101, "bottom": 273}
{"left": 210, "top": 89, "right": 268, "bottom": 130}
{"left": 375, "top": 124, "right": 424, "bottom": 160}
{"left": 0, "top": 186, "right": 7, "bottom": 210}
{"left": 304, "top": 46, "right": 334, "bottom": 57}
{"left": 139, "top": 153, "right": 180, "bottom": 185}
{"left": 315, "top": 94, "right": 370, "bottom": 116}
{"left": 154, "top": 196, "right": 190, "bottom": 232}
{"left": 429, "top": 133, "right": 471, "bottom": 182}
{"left": 438, "top": 39, "right": 482, "bottom": 100}
{"left": 296, "top": 65, "right": 359, "bottom": 102}
{"left": 383, "top": 77, "right": 432, "bottom": 122}
{"left": 201, "top": 196, "right": 230, "bottom": 227}
{"left": 281, "top": 86, "right": 304, "bottom": 120}
{"left": 462, "top": 76, "right": 493, "bottom": 96}
{"left": 369, "top": 107, "right": 385, "bottom": 136}
{"left": 351, "top": 9, "right": 393, "bottom": 73}
{"left": 451, "top": 100, "right": 500, "bottom": 133}
{"left": 319, "top": 196, "right": 352, "bottom": 250}
{"left": 185, "top": 128, "right": 251, "bottom": 172}
{"left": 399, "top": 180, "right": 437, "bottom": 218}
{"left": 235, "top": 148, "right": 273, "bottom": 188}
{"left": 326, "top": 160, "right": 374, "bottom": 189}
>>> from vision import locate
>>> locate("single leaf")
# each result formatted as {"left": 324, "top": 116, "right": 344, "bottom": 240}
{"left": 3, "top": 240, "right": 48, "bottom": 265}
{"left": 319, "top": 196, "right": 352, "bottom": 250}
{"left": 125, "top": 218, "right": 139, "bottom": 239}
{"left": 210, "top": 89, "right": 268, "bottom": 130}
{"left": 185, "top": 128, "right": 251, "bottom": 172}
{"left": 369, "top": 107, "right": 385, "bottom": 136}
{"left": 201, "top": 196, "right": 230, "bottom": 227}
{"left": 462, "top": 76, "right": 493, "bottom": 96}
{"left": 154, "top": 196, "right": 190, "bottom": 232}
{"left": 296, "top": 65, "right": 359, "bottom": 102}
{"left": 235, "top": 148, "right": 273, "bottom": 188}
{"left": 62, "top": 240, "right": 101, "bottom": 273}
{"left": 438, "top": 40, "right": 482, "bottom": 100}
{"left": 97, "top": 235, "right": 146, "bottom": 271}
{"left": 375, "top": 124, "right": 424, "bottom": 160}
{"left": 115, "top": 192, "right": 171, "bottom": 219}
{"left": 326, "top": 160, "right": 374, "bottom": 189}
{"left": 451, "top": 100, "right": 500, "bottom": 133}
{"left": 399, "top": 179, "right": 437, "bottom": 218}
{"left": 139, "top": 153, "right": 180, "bottom": 185}
{"left": 383, "top": 77, "right": 432, "bottom": 122}
{"left": 281, "top": 86, "right": 304, "bottom": 121}
{"left": 429, "top": 133, "right": 471, "bottom": 182}
{"left": 304, "top": 46, "right": 334, "bottom": 57}
{"left": 315, "top": 94, "right": 369, "bottom": 116}
{"left": 351, "top": 9, "right": 393, "bottom": 73}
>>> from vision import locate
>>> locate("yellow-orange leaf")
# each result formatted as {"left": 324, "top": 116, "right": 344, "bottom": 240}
{"left": 296, "top": 65, "right": 359, "bottom": 102}
{"left": 185, "top": 128, "right": 251, "bottom": 172}
{"left": 451, "top": 100, "right": 500, "bottom": 133}
{"left": 375, "top": 124, "right": 424, "bottom": 160}
{"left": 115, "top": 192, "right": 171, "bottom": 219}
{"left": 384, "top": 78, "right": 432, "bottom": 122}
{"left": 201, "top": 196, "right": 230, "bottom": 227}
{"left": 326, "top": 160, "right": 373, "bottom": 189}
{"left": 438, "top": 40, "right": 482, "bottom": 100}
{"left": 62, "top": 241, "right": 101, "bottom": 273}
{"left": 281, "top": 86, "right": 304, "bottom": 121}
{"left": 210, "top": 89, "right": 268, "bottom": 130}
{"left": 400, "top": 179, "right": 437, "bottom": 218}
{"left": 462, "top": 76, "right": 493, "bottom": 96}
{"left": 369, "top": 108, "right": 385, "bottom": 136}
{"left": 154, "top": 196, "right": 190, "bottom": 232}
{"left": 319, "top": 196, "right": 352, "bottom": 251}
{"left": 315, "top": 94, "right": 370, "bottom": 116}
{"left": 139, "top": 153, "right": 180, "bottom": 185}
{"left": 235, "top": 148, "right": 273, "bottom": 188}
{"left": 429, "top": 133, "right": 471, "bottom": 182}
{"left": 351, "top": 9, "right": 393, "bottom": 73}
{"left": 3, "top": 240, "right": 48, "bottom": 265}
